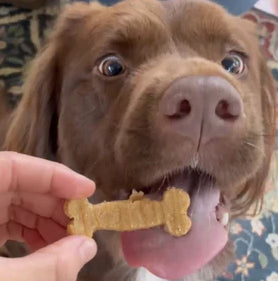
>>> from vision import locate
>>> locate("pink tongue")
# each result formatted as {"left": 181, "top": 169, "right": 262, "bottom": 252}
{"left": 121, "top": 188, "right": 228, "bottom": 280}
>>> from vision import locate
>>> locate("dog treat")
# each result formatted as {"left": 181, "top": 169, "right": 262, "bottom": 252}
{"left": 64, "top": 187, "right": 191, "bottom": 238}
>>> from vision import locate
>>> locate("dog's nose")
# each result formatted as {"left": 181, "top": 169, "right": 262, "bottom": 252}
{"left": 159, "top": 76, "right": 243, "bottom": 145}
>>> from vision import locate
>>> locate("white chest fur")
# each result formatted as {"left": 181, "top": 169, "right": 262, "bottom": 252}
{"left": 136, "top": 268, "right": 167, "bottom": 281}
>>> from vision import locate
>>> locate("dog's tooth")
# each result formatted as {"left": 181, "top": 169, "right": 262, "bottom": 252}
{"left": 221, "top": 212, "right": 229, "bottom": 226}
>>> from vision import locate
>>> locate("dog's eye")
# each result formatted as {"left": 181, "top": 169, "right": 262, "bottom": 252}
{"left": 221, "top": 54, "right": 245, "bottom": 75}
{"left": 98, "top": 56, "right": 125, "bottom": 77}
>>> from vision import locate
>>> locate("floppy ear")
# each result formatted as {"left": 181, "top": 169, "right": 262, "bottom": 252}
{"left": 4, "top": 42, "right": 58, "bottom": 158}
{"left": 233, "top": 55, "right": 276, "bottom": 216}
{"left": 4, "top": 2, "right": 103, "bottom": 159}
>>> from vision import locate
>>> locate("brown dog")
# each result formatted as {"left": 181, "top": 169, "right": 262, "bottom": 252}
{"left": 1, "top": 0, "right": 276, "bottom": 280}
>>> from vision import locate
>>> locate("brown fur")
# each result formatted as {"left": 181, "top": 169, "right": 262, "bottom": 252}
{"left": 1, "top": 0, "right": 276, "bottom": 280}
{"left": 0, "top": 87, "right": 12, "bottom": 147}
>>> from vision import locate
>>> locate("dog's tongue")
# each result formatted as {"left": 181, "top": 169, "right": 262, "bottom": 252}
{"left": 121, "top": 187, "right": 228, "bottom": 280}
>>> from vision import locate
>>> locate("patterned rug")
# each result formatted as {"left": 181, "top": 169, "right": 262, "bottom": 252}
{"left": 0, "top": 2, "right": 278, "bottom": 281}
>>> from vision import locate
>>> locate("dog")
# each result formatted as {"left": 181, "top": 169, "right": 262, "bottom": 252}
{"left": 1, "top": 0, "right": 276, "bottom": 280}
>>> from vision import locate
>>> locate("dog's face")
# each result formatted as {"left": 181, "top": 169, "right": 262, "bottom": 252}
{"left": 5, "top": 0, "right": 276, "bottom": 280}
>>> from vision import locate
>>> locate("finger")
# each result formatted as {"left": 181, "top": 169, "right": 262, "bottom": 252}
{"left": 7, "top": 221, "right": 24, "bottom": 242}
{"left": 11, "top": 207, "right": 67, "bottom": 246}
{"left": 0, "top": 193, "right": 13, "bottom": 225}
{"left": 0, "top": 152, "right": 95, "bottom": 198}
{"left": 0, "top": 192, "right": 13, "bottom": 212}
{"left": 52, "top": 200, "right": 69, "bottom": 226}
{"left": 11, "top": 194, "right": 68, "bottom": 226}
{"left": 0, "top": 216, "right": 66, "bottom": 251}
{"left": 23, "top": 228, "right": 46, "bottom": 252}
{"left": 0, "top": 222, "right": 45, "bottom": 250}
{"left": 0, "top": 222, "right": 24, "bottom": 246}
{"left": 37, "top": 217, "right": 67, "bottom": 245}
{"left": 0, "top": 236, "right": 97, "bottom": 281}
{"left": 0, "top": 223, "right": 9, "bottom": 246}
{"left": 11, "top": 205, "right": 38, "bottom": 229}
{"left": 0, "top": 193, "right": 67, "bottom": 227}
{"left": 12, "top": 193, "right": 61, "bottom": 220}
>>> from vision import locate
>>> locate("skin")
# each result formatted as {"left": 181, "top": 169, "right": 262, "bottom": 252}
{"left": 0, "top": 151, "right": 97, "bottom": 281}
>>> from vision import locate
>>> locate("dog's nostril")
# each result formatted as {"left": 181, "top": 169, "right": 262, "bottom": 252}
{"left": 215, "top": 100, "right": 239, "bottom": 121}
{"left": 169, "top": 99, "right": 191, "bottom": 119}
{"left": 180, "top": 99, "right": 191, "bottom": 116}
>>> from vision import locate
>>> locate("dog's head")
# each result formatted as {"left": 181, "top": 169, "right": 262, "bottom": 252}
{"left": 5, "top": 0, "right": 276, "bottom": 280}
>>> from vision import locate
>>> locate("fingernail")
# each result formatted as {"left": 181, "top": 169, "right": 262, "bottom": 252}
{"left": 79, "top": 239, "right": 97, "bottom": 262}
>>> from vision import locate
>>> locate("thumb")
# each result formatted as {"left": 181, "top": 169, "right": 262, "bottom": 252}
{"left": 0, "top": 236, "right": 97, "bottom": 281}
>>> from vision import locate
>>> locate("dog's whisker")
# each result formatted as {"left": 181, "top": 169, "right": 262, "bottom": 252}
{"left": 160, "top": 176, "right": 167, "bottom": 190}
{"left": 248, "top": 133, "right": 276, "bottom": 137}
{"left": 244, "top": 141, "right": 265, "bottom": 154}
{"left": 196, "top": 178, "right": 201, "bottom": 199}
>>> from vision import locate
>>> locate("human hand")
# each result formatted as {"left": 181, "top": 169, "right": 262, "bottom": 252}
{"left": 0, "top": 152, "right": 97, "bottom": 281}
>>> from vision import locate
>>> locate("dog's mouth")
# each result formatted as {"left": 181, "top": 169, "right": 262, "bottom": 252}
{"left": 121, "top": 168, "right": 229, "bottom": 280}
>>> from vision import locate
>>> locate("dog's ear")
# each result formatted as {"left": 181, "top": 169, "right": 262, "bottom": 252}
{"left": 4, "top": 3, "right": 103, "bottom": 159}
{"left": 4, "top": 40, "right": 58, "bottom": 158}
{"left": 233, "top": 55, "right": 276, "bottom": 216}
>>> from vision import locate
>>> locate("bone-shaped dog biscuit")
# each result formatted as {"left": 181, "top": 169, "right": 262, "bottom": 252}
{"left": 64, "top": 187, "right": 191, "bottom": 237}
